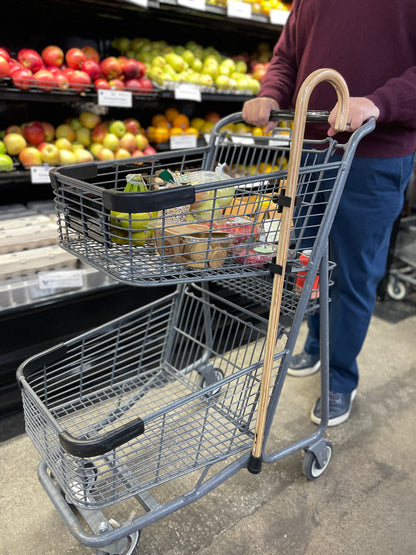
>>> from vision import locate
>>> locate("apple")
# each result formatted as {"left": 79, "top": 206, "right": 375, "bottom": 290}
{"left": 94, "top": 78, "right": 110, "bottom": 91}
{"left": 81, "top": 59, "right": 101, "bottom": 81}
{"left": 4, "top": 133, "right": 27, "bottom": 155}
{"left": 0, "top": 140, "right": 5, "bottom": 154}
{"left": 12, "top": 68, "right": 33, "bottom": 90}
{"left": 68, "top": 70, "right": 91, "bottom": 92}
{"left": 40, "top": 143, "right": 60, "bottom": 164}
{"left": 143, "top": 145, "right": 157, "bottom": 155}
{"left": 41, "top": 45, "right": 64, "bottom": 67}
{"left": 119, "top": 132, "right": 137, "bottom": 152}
{"left": 137, "top": 76, "right": 153, "bottom": 91}
{"left": 55, "top": 137, "right": 73, "bottom": 150}
{"left": 121, "top": 59, "right": 142, "bottom": 80}
{"left": 0, "top": 47, "right": 11, "bottom": 62}
{"left": 67, "top": 117, "right": 83, "bottom": 131}
{"left": 17, "top": 48, "right": 43, "bottom": 73}
{"left": 71, "top": 141, "right": 84, "bottom": 151}
{"left": 79, "top": 110, "right": 101, "bottom": 130}
{"left": 97, "top": 147, "right": 115, "bottom": 161}
{"left": 59, "top": 149, "right": 77, "bottom": 165}
{"left": 19, "top": 146, "right": 42, "bottom": 167}
{"left": 124, "top": 79, "right": 143, "bottom": 92}
{"left": 0, "top": 56, "right": 10, "bottom": 79}
{"left": 135, "top": 133, "right": 149, "bottom": 151}
{"left": 9, "top": 59, "right": 23, "bottom": 75}
{"left": 124, "top": 118, "right": 140, "bottom": 135}
{"left": 136, "top": 60, "right": 146, "bottom": 76}
{"left": 23, "top": 121, "right": 45, "bottom": 146}
{"left": 103, "top": 132, "right": 119, "bottom": 151}
{"left": 5, "top": 124, "right": 22, "bottom": 135}
{"left": 108, "top": 78, "right": 125, "bottom": 90}
{"left": 91, "top": 123, "right": 107, "bottom": 143}
{"left": 89, "top": 143, "right": 103, "bottom": 158}
{"left": 74, "top": 148, "right": 94, "bottom": 163}
{"left": 100, "top": 57, "right": 122, "bottom": 80}
{"left": 115, "top": 148, "right": 131, "bottom": 159}
{"left": 40, "top": 122, "right": 55, "bottom": 142}
{"left": 65, "top": 48, "right": 86, "bottom": 70}
{"left": 37, "top": 142, "right": 49, "bottom": 152}
{"left": 50, "top": 69, "right": 70, "bottom": 90}
{"left": 0, "top": 153, "right": 13, "bottom": 172}
{"left": 82, "top": 45, "right": 100, "bottom": 63}
{"left": 75, "top": 127, "right": 91, "bottom": 146}
{"left": 55, "top": 123, "right": 76, "bottom": 142}
{"left": 131, "top": 149, "right": 144, "bottom": 158}
{"left": 34, "top": 69, "right": 56, "bottom": 91}
{"left": 109, "top": 120, "right": 126, "bottom": 138}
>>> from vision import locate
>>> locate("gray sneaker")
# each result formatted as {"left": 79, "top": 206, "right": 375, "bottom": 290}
{"left": 288, "top": 351, "right": 321, "bottom": 377}
{"left": 311, "top": 389, "right": 357, "bottom": 426}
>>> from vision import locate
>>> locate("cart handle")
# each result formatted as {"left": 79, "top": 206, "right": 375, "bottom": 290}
{"left": 59, "top": 417, "right": 145, "bottom": 458}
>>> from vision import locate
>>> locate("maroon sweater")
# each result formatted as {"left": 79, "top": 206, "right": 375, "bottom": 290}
{"left": 259, "top": 0, "right": 416, "bottom": 157}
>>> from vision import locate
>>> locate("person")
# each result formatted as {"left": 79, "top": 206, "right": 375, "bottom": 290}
{"left": 242, "top": 0, "right": 416, "bottom": 426}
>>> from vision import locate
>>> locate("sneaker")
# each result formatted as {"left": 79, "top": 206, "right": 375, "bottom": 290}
{"left": 311, "top": 389, "right": 357, "bottom": 426}
{"left": 288, "top": 351, "right": 321, "bottom": 377}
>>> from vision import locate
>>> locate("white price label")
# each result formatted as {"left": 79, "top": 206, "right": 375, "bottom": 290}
{"left": 227, "top": 1, "right": 252, "bottom": 20}
{"left": 98, "top": 89, "right": 133, "bottom": 108}
{"left": 269, "top": 135, "right": 291, "bottom": 147}
{"left": 178, "top": 0, "right": 206, "bottom": 10}
{"left": 128, "top": 0, "right": 149, "bottom": 6}
{"left": 38, "top": 270, "right": 84, "bottom": 290}
{"left": 174, "top": 83, "right": 202, "bottom": 102}
{"left": 30, "top": 166, "right": 51, "bottom": 184}
{"left": 169, "top": 134, "right": 198, "bottom": 150}
{"left": 269, "top": 9, "right": 289, "bottom": 25}
{"left": 231, "top": 135, "right": 255, "bottom": 145}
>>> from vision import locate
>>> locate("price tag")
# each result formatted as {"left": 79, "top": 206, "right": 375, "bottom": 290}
{"left": 38, "top": 270, "right": 84, "bottom": 290}
{"left": 269, "top": 9, "right": 289, "bottom": 25}
{"left": 231, "top": 135, "right": 254, "bottom": 145}
{"left": 269, "top": 136, "right": 291, "bottom": 147}
{"left": 128, "top": 0, "right": 149, "bottom": 6}
{"left": 178, "top": 0, "right": 206, "bottom": 10}
{"left": 227, "top": 1, "right": 252, "bottom": 20}
{"left": 30, "top": 166, "right": 51, "bottom": 184}
{"left": 174, "top": 83, "right": 202, "bottom": 102}
{"left": 170, "top": 134, "right": 198, "bottom": 150}
{"left": 98, "top": 89, "right": 133, "bottom": 108}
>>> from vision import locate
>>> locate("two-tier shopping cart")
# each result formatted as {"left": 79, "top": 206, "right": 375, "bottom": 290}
{"left": 17, "top": 69, "right": 375, "bottom": 554}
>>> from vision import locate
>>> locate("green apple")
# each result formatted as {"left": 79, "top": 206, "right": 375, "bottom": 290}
{"left": 151, "top": 55, "right": 166, "bottom": 68}
{"left": 75, "top": 127, "right": 91, "bottom": 146}
{"left": 109, "top": 120, "right": 126, "bottom": 138}
{"left": 235, "top": 60, "right": 248, "bottom": 74}
{"left": 0, "top": 153, "right": 13, "bottom": 172}
{"left": 164, "top": 53, "right": 185, "bottom": 73}
{"left": 182, "top": 49, "right": 195, "bottom": 66}
{"left": 0, "top": 139, "right": 6, "bottom": 154}
{"left": 69, "top": 118, "right": 83, "bottom": 131}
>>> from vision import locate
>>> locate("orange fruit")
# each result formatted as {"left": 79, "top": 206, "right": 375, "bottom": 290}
{"left": 164, "top": 107, "right": 180, "bottom": 122}
{"left": 252, "top": 126, "right": 264, "bottom": 136}
{"left": 151, "top": 114, "right": 168, "bottom": 127}
{"left": 169, "top": 126, "right": 184, "bottom": 137}
{"left": 172, "top": 113, "right": 189, "bottom": 130}
{"left": 153, "top": 127, "right": 169, "bottom": 144}
{"left": 146, "top": 126, "right": 156, "bottom": 142}
{"left": 185, "top": 127, "right": 199, "bottom": 136}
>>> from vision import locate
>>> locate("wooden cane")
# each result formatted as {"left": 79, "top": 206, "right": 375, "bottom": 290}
{"left": 247, "top": 68, "right": 350, "bottom": 474}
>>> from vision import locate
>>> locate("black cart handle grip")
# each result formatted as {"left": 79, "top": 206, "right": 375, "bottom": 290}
{"left": 59, "top": 416, "right": 145, "bottom": 458}
{"left": 269, "top": 109, "right": 330, "bottom": 123}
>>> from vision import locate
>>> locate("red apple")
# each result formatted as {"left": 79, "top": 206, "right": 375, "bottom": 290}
{"left": 41, "top": 45, "right": 64, "bottom": 67}
{"left": 94, "top": 78, "right": 110, "bottom": 91}
{"left": 22, "top": 121, "right": 45, "bottom": 146}
{"left": 100, "top": 57, "right": 122, "bottom": 80}
{"left": 17, "top": 48, "right": 43, "bottom": 73}
{"left": 82, "top": 46, "right": 100, "bottom": 64}
{"left": 81, "top": 59, "right": 101, "bottom": 81}
{"left": 121, "top": 59, "right": 141, "bottom": 80}
{"left": 253, "top": 67, "right": 267, "bottom": 83}
{"left": 0, "top": 47, "right": 11, "bottom": 62}
{"left": 137, "top": 76, "right": 153, "bottom": 91}
{"left": 68, "top": 70, "right": 91, "bottom": 92}
{"left": 34, "top": 69, "right": 56, "bottom": 91}
{"left": 19, "top": 146, "right": 42, "bottom": 167}
{"left": 51, "top": 69, "right": 70, "bottom": 90}
{"left": 12, "top": 68, "right": 34, "bottom": 90}
{"left": 40, "top": 121, "right": 55, "bottom": 142}
{"left": 119, "top": 132, "right": 137, "bottom": 152}
{"left": 124, "top": 118, "right": 140, "bottom": 135}
{"left": 125, "top": 79, "right": 143, "bottom": 92}
{"left": 136, "top": 61, "right": 146, "bottom": 77}
{"left": 91, "top": 122, "right": 107, "bottom": 143}
{"left": 9, "top": 59, "right": 23, "bottom": 75}
{"left": 0, "top": 56, "right": 10, "bottom": 78}
{"left": 108, "top": 78, "right": 125, "bottom": 90}
{"left": 4, "top": 133, "right": 27, "bottom": 155}
{"left": 65, "top": 48, "right": 86, "bottom": 70}
{"left": 143, "top": 145, "right": 157, "bottom": 155}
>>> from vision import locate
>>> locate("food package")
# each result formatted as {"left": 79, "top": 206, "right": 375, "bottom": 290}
{"left": 234, "top": 242, "right": 277, "bottom": 268}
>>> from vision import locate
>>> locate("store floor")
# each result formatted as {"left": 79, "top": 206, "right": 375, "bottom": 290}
{"left": 1, "top": 294, "right": 415, "bottom": 555}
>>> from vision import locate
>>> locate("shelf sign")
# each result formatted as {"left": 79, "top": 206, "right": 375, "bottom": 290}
{"left": 38, "top": 270, "right": 84, "bottom": 290}
{"left": 269, "top": 9, "right": 289, "bottom": 25}
{"left": 98, "top": 89, "right": 133, "bottom": 108}
{"left": 169, "top": 134, "right": 198, "bottom": 150}
{"left": 128, "top": 0, "right": 149, "bottom": 7}
{"left": 227, "top": 1, "right": 252, "bottom": 20}
{"left": 178, "top": 0, "right": 206, "bottom": 10}
{"left": 30, "top": 165, "right": 51, "bottom": 184}
{"left": 174, "top": 83, "right": 202, "bottom": 102}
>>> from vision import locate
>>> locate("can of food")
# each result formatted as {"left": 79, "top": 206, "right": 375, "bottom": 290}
{"left": 295, "top": 250, "right": 320, "bottom": 298}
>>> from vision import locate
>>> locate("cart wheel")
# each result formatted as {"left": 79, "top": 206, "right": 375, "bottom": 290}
{"left": 201, "top": 368, "right": 224, "bottom": 397}
{"left": 99, "top": 530, "right": 141, "bottom": 555}
{"left": 302, "top": 441, "right": 332, "bottom": 480}
{"left": 387, "top": 276, "right": 408, "bottom": 301}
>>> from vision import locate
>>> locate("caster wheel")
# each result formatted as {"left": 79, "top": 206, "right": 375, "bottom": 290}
{"left": 99, "top": 530, "right": 141, "bottom": 555}
{"left": 201, "top": 368, "right": 224, "bottom": 397}
{"left": 387, "top": 276, "right": 408, "bottom": 301}
{"left": 302, "top": 441, "right": 332, "bottom": 480}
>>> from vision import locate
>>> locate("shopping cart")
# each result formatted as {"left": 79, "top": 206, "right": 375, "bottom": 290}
{"left": 387, "top": 215, "right": 416, "bottom": 300}
{"left": 17, "top": 69, "right": 375, "bottom": 554}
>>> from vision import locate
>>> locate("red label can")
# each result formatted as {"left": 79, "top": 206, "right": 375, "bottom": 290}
{"left": 295, "top": 250, "right": 320, "bottom": 298}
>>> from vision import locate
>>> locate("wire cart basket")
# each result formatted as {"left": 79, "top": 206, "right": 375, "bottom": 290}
{"left": 17, "top": 69, "right": 375, "bottom": 554}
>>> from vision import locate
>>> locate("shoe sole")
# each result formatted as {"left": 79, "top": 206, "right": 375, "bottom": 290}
{"left": 287, "top": 360, "right": 321, "bottom": 377}
{"left": 311, "top": 389, "right": 357, "bottom": 426}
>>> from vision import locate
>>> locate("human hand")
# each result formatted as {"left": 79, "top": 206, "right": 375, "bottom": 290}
{"left": 242, "top": 97, "right": 280, "bottom": 134}
{"left": 327, "top": 97, "right": 380, "bottom": 136}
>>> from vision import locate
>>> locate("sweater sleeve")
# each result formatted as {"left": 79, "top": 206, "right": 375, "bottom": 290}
{"left": 367, "top": 66, "right": 416, "bottom": 129}
{"left": 257, "top": 5, "right": 299, "bottom": 108}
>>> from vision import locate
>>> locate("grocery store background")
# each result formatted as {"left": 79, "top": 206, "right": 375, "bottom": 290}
{"left": 1, "top": 0, "right": 415, "bottom": 553}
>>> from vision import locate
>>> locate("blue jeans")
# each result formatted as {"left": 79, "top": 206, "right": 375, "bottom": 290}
{"left": 304, "top": 153, "right": 414, "bottom": 393}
